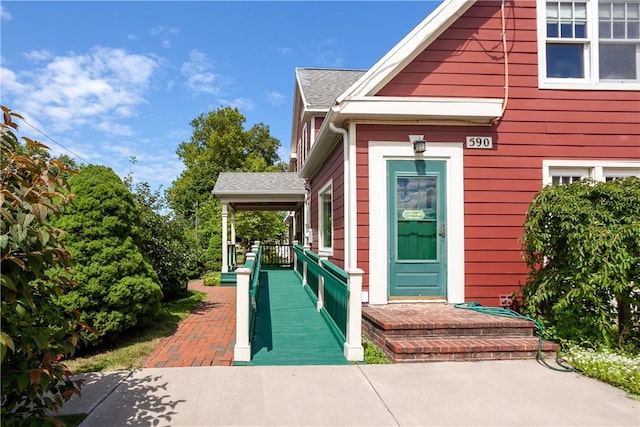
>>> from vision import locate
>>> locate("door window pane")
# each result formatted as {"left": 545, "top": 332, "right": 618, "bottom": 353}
{"left": 397, "top": 176, "right": 437, "bottom": 212}
{"left": 396, "top": 176, "right": 438, "bottom": 261}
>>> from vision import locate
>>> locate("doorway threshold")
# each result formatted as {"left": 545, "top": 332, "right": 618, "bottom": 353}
{"left": 389, "top": 296, "right": 447, "bottom": 303}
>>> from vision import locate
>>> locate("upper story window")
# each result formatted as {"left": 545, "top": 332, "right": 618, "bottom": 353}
{"left": 302, "top": 122, "right": 309, "bottom": 163}
{"left": 543, "top": 160, "right": 640, "bottom": 185}
{"left": 539, "top": 0, "right": 640, "bottom": 89}
{"left": 317, "top": 181, "right": 333, "bottom": 253}
{"left": 296, "top": 122, "right": 309, "bottom": 171}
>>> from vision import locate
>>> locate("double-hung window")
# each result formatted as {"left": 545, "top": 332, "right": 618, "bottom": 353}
{"left": 543, "top": 160, "right": 640, "bottom": 185}
{"left": 317, "top": 181, "right": 333, "bottom": 253}
{"left": 539, "top": 0, "right": 640, "bottom": 89}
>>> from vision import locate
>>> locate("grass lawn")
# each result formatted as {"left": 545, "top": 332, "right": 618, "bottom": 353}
{"left": 65, "top": 289, "right": 206, "bottom": 373}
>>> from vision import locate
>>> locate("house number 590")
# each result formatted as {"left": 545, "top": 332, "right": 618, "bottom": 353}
{"left": 466, "top": 136, "right": 493, "bottom": 149}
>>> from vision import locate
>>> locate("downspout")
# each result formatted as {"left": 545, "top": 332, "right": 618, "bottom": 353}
{"left": 492, "top": 0, "right": 510, "bottom": 125}
{"left": 329, "top": 122, "right": 353, "bottom": 271}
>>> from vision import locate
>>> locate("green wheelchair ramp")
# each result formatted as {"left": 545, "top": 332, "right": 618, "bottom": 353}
{"left": 242, "top": 269, "right": 349, "bottom": 366}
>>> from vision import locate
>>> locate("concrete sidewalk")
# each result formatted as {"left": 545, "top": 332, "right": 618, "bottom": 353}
{"left": 61, "top": 360, "right": 639, "bottom": 427}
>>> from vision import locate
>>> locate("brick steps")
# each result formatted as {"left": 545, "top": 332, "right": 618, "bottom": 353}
{"left": 362, "top": 304, "right": 559, "bottom": 363}
{"left": 387, "top": 336, "right": 558, "bottom": 362}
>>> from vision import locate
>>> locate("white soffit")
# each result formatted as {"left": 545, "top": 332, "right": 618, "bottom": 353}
{"left": 334, "top": 96, "right": 503, "bottom": 123}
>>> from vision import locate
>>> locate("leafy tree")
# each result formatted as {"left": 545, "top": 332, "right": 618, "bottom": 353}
{"left": 1, "top": 107, "right": 84, "bottom": 424}
{"left": 521, "top": 177, "right": 640, "bottom": 350}
{"left": 131, "top": 181, "right": 202, "bottom": 299}
{"left": 236, "top": 211, "right": 288, "bottom": 244}
{"left": 167, "top": 106, "right": 281, "bottom": 216}
{"left": 54, "top": 165, "right": 162, "bottom": 347}
{"left": 167, "top": 106, "right": 287, "bottom": 269}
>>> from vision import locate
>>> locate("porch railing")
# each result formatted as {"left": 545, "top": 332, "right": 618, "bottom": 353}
{"left": 261, "top": 244, "right": 293, "bottom": 268}
{"left": 226, "top": 242, "right": 237, "bottom": 271}
{"left": 234, "top": 241, "right": 262, "bottom": 362}
{"left": 292, "top": 244, "right": 364, "bottom": 361}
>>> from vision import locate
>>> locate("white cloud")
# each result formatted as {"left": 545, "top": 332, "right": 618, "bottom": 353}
{"left": 102, "top": 143, "right": 136, "bottom": 158}
{"left": 2, "top": 47, "right": 159, "bottom": 133}
{"left": 181, "top": 49, "right": 226, "bottom": 95}
{"left": 220, "top": 97, "right": 255, "bottom": 112}
{"left": 129, "top": 154, "right": 184, "bottom": 190}
{"left": 23, "top": 49, "right": 54, "bottom": 62}
{"left": 265, "top": 91, "right": 285, "bottom": 106}
{"left": 312, "top": 38, "right": 344, "bottom": 68}
{"left": 1, "top": 5, "right": 12, "bottom": 22}
{"left": 95, "top": 121, "right": 134, "bottom": 136}
{"left": 0, "top": 67, "right": 29, "bottom": 93}
{"left": 278, "top": 47, "right": 293, "bottom": 56}
{"left": 150, "top": 25, "right": 179, "bottom": 49}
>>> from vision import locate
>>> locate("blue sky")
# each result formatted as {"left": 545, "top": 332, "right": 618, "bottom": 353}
{"left": 1, "top": 1, "right": 440, "bottom": 191}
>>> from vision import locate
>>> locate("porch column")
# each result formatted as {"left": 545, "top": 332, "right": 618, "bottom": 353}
{"left": 289, "top": 211, "right": 295, "bottom": 245}
{"left": 221, "top": 203, "right": 228, "bottom": 273}
{"left": 230, "top": 209, "right": 236, "bottom": 250}
{"left": 344, "top": 268, "right": 364, "bottom": 361}
{"left": 230, "top": 209, "right": 236, "bottom": 268}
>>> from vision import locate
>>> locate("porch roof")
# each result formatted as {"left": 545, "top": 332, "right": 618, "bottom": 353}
{"left": 211, "top": 172, "right": 306, "bottom": 211}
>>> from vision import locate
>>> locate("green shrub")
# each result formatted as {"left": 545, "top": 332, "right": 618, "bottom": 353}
{"left": 54, "top": 165, "right": 162, "bottom": 347}
{"left": 1, "top": 107, "right": 84, "bottom": 424}
{"left": 363, "top": 337, "right": 391, "bottom": 364}
{"left": 131, "top": 182, "right": 191, "bottom": 299}
{"left": 202, "top": 272, "right": 220, "bottom": 287}
{"left": 521, "top": 177, "right": 640, "bottom": 350}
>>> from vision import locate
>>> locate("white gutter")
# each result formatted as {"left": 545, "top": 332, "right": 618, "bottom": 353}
{"left": 329, "top": 122, "right": 350, "bottom": 271}
{"left": 328, "top": 122, "right": 357, "bottom": 272}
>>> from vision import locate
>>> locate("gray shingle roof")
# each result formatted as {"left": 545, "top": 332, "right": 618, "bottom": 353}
{"left": 212, "top": 172, "right": 306, "bottom": 195}
{"left": 296, "top": 68, "right": 366, "bottom": 109}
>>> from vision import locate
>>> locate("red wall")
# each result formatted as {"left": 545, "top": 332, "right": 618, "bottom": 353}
{"left": 310, "top": 141, "right": 345, "bottom": 267}
{"left": 357, "top": 1, "right": 640, "bottom": 305}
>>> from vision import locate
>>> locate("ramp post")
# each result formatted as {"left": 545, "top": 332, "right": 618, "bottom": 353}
{"left": 344, "top": 268, "right": 364, "bottom": 361}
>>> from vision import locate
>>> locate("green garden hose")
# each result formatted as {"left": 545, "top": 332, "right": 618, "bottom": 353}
{"left": 453, "top": 302, "right": 577, "bottom": 372}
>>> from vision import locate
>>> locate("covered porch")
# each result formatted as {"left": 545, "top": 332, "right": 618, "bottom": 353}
{"left": 211, "top": 172, "right": 307, "bottom": 273}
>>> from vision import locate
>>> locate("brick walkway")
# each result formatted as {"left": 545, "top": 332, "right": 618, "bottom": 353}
{"left": 143, "top": 280, "right": 236, "bottom": 368}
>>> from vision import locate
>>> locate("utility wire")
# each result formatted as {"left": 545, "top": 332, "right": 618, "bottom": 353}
{"left": 20, "top": 118, "right": 90, "bottom": 164}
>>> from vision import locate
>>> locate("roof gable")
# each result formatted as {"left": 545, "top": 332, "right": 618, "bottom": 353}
{"left": 296, "top": 68, "right": 366, "bottom": 110}
{"left": 337, "top": 0, "right": 477, "bottom": 102}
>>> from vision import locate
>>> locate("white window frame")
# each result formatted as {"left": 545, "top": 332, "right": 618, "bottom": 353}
{"left": 543, "top": 159, "right": 640, "bottom": 185}
{"left": 302, "top": 122, "right": 308, "bottom": 164}
{"left": 537, "top": 0, "right": 640, "bottom": 90}
{"left": 317, "top": 180, "right": 333, "bottom": 254}
{"left": 310, "top": 116, "right": 317, "bottom": 148}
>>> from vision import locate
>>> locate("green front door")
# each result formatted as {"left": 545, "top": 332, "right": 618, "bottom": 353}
{"left": 388, "top": 160, "right": 447, "bottom": 298}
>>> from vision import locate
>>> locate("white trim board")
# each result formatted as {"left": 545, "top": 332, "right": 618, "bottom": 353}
{"left": 367, "top": 141, "right": 465, "bottom": 305}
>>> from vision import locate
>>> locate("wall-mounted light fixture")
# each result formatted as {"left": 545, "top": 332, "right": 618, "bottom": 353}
{"left": 409, "top": 134, "right": 427, "bottom": 154}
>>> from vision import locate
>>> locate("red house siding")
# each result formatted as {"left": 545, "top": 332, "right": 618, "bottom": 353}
{"left": 310, "top": 141, "right": 345, "bottom": 267}
{"left": 356, "top": 2, "right": 639, "bottom": 305}
{"left": 314, "top": 117, "right": 324, "bottom": 141}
